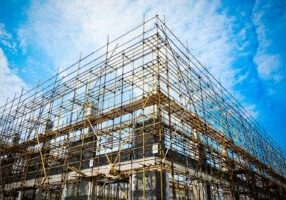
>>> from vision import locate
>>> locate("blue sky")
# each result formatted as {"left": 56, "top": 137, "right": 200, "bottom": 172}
{"left": 0, "top": 0, "right": 285, "bottom": 151}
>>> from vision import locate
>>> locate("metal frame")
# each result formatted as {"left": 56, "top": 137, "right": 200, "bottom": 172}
{"left": 0, "top": 15, "right": 285, "bottom": 200}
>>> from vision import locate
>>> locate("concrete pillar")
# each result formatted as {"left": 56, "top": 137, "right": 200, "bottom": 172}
{"left": 193, "top": 129, "right": 207, "bottom": 171}
{"left": 45, "top": 119, "right": 54, "bottom": 131}
{"left": 85, "top": 102, "right": 96, "bottom": 115}
{"left": 83, "top": 101, "right": 97, "bottom": 135}
{"left": 129, "top": 170, "right": 169, "bottom": 200}
{"left": 16, "top": 191, "right": 22, "bottom": 200}
{"left": 223, "top": 188, "right": 234, "bottom": 200}
{"left": 193, "top": 129, "right": 200, "bottom": 161}
{"left": 61, "top": 184, "right": 67, "bottom": 200}
{"left": 192, "top": 180, "right": 210, "bottom": 200}
{"left": 62, "top": 181, "right": 92, "bottom": 200}
{"left": 221, "top": 147, "right": 228, "bottom": 172}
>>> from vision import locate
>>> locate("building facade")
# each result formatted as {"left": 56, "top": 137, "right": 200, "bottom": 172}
{"left": 0, "top": 16, "right": 286, "bottom": 200}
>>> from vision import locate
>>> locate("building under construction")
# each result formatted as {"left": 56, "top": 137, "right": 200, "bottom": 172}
{"left": 0, "top": 16, "right": 286, "bottom": 200}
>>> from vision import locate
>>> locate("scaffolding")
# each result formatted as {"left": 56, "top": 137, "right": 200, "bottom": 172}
{"left": 0, "top": 16, "right": 285, "bottom": 200}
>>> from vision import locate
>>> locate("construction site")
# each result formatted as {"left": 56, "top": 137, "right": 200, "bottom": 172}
{"left": 0, "top": 16, "right": 286, "bottom": 200}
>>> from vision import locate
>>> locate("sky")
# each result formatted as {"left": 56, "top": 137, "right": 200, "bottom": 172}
{"left": 0, "top": 0, "right": 285, "bottom": 151}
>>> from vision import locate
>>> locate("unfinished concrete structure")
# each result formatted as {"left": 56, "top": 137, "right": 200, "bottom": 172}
{"left": 0, "top": 16, "right": 286, "bottom": 200}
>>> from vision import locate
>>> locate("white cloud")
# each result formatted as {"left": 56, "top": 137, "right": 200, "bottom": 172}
{"left": 252, "top": 1, "right": 283, "bottom": 81}
{"left": 244, "top": 103, "right": 259, "bottom": 119}
{"left": 254, "top": 53, "right": 281, "bottom": 81}
{"left": 18, "top": 0, "right": 239, "bottom": 90}
{"left": 0, "top": 48, "right": 27, "bottom": 106}
{"left": 18, "top": 0, "right": 264, "bottom": 119}
{"left": 0, "top": 24, "right": 17, "bottom": 51}
{"left": 0, "top": 24, "right": 27, "bottom": 106}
